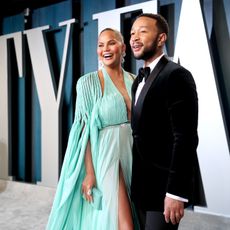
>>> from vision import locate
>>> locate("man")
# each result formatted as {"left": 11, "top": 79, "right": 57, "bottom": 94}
{"left": 130, "top": 13, "right": 199, "bottom": 230}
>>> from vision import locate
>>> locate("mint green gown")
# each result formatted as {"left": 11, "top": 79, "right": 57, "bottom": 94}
{"left": 46, "top": 67, "right": 137, "bottom": 230}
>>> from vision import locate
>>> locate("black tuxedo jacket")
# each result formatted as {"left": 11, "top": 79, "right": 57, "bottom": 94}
{"left": 131, "top": 56, "right": 199, "bottom": 211}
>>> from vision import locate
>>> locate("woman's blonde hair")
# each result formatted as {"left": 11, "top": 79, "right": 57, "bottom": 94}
{"left": 99, "top": 28, "right": 124, "bottom": 44}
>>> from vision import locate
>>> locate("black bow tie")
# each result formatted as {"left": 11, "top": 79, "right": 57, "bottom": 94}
{"left": 137, "top": 67, "right": 151, "bottom": 83}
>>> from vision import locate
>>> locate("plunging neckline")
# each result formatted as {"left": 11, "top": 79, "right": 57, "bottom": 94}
{"left": 101, "top": 67, "right": 131, "bottom": 121}
{"left": 101, "top": 68, "right": 131, "bottom": 100}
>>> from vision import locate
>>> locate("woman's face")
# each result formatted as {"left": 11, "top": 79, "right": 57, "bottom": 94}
{"left": 97, "top": 30, "right": 125, "bottom": 68}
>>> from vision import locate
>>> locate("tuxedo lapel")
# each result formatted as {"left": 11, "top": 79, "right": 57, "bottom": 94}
{"left": 133, "top": 56, "right": 169, "bottom": 127}
{"left": 131, "top": 76, "right": 139, "bottom": 130}
{"left": 131, "top": 77, "right": 138, "bottom": 109}
{"left": 131, "top": 78, "right": 139, "bottom": 105}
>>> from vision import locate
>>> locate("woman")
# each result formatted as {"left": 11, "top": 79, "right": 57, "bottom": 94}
{"left": 46, "top": 28, "right": 137, "bottom": 230}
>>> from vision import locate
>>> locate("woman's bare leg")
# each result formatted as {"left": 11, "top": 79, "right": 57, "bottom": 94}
{"left": 118, "top": 165, "right": 134, "bottom": 230}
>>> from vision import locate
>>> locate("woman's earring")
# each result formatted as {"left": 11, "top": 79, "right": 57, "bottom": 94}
{"left": 99, "top": 60, "right": 104, "bottom": 68}
{"left": 122, "top": 52, "right": 126, "bottom": 64}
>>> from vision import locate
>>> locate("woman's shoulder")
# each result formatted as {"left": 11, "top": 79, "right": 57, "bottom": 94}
{"left": 76, "top": 71, "right": 101, "bottom": 97}
{"left": 76, "top": 71, "right": 100, "bottom": 91}
{"left": 77, "top": 70, "right": 99, "bottom": 85}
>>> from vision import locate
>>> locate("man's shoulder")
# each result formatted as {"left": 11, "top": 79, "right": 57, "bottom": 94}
{"left": 165, "top": 59, "right": 191, "bottom": 75}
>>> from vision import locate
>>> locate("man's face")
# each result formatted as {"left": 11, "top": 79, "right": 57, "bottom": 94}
{"left": 130, "top": 16, "right": 160, "bottom": 61}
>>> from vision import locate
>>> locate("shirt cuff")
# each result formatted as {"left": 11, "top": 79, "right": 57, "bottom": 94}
{"left": 166, "top": 193, "right": 188, "bottom": 203}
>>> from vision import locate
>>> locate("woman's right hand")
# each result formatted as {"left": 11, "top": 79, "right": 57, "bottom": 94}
{"left": 82, "top": 173, "right": 96, "bottom": 202}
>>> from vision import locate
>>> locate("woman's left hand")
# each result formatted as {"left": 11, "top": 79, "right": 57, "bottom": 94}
{"left": 82, "top": 173, "right": 96, "bottom": 202}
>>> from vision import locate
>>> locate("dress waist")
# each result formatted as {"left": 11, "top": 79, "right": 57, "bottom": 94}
{"left": 100, "top": 121, "right": 130, "bottom": 131}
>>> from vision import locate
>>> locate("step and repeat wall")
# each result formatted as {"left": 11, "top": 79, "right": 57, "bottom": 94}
{"left": 0, "top": 0, "right": 230, "bottom": 217}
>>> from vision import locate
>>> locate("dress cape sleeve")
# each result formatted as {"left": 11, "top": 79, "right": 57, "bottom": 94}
{"left": 46, "top": 72, "right": 101, "bottom": 230}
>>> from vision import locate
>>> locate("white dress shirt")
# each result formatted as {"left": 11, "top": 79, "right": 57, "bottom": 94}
{"left": 135, "top": 54, "right": 164, "bottom": 104}
{"left": 134, "top": 53, "right": 188, "bottom": 203}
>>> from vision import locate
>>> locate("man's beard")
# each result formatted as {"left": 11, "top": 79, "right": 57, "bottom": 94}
{"left": 134, "top": 37, "right": 158, "bottom": 60}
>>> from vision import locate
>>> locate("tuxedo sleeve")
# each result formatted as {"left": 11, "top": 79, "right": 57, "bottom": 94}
{"left": 166, "top": 67, "right": 199, "bottom": 199}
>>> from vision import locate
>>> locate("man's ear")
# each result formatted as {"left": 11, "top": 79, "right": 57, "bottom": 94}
{"left": 158, "top": 33, "right": 167, "bottom": 47}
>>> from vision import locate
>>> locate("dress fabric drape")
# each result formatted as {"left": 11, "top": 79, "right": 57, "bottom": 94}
{"left": 46, "top": 67, "right": 136, "bottom": 230}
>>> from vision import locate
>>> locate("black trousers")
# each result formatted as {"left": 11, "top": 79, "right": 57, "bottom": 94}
{"left": 137, "top": 209, "right": 179, "bottom": 230}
